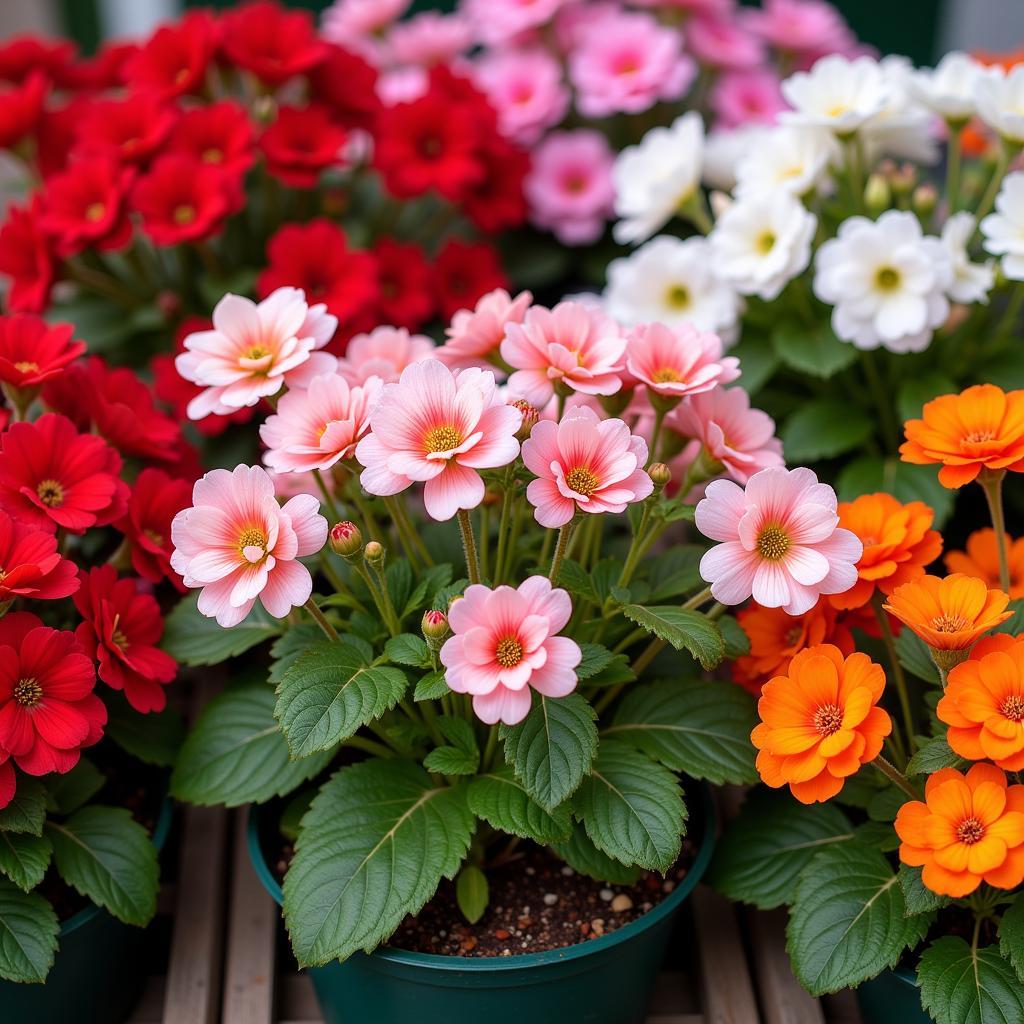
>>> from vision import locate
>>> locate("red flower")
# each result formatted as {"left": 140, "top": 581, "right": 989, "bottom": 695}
{"left": 58, "top": 41, "right": 138, "bottom": 93}
{"left": 309, "top": 44, "right": 380, "bottom": 131}
{"left": 433, "top": 240, "right": 508, "bottom": 322}
{"left": 73, "top": 94, "right": 176, "bottom": 165}
{"left": 0, "top": 315, "right": 84, "bottom": 389}
{"left": 0, "top": 35, "right": 75, "bottom": 85}
{"left": 0, "top": 509, "right": 79, "bottom": 602}
{"left": 0, "top": 70, "right": 46, "bottom": 151}
{"left": 115, "top": 468, "right": 192, "bottom": 588}
{"left": 374, "top": 90, "right": 484, "bottom": 201}
{"left": 0, "top": 200, "right": 54, "bottom": 313}
{"left": 132, "top": 155, "right": 232, "bottom": 246}
{"left": 39, "top": 157, "right": 134, "bottom": 258}
{"left": 260, "top": 105, "right": 348, "bottom": 188}
{"left": 74, "top": 567, "right": 177, "bottom": 713}
{"left": 34, "top": 97, "right": 91, "bottom": 179}
{"left": 220, "top": 1, "right": 326, "bottom": 85}
{"left": 42, "top": 357, "right": 182, "bottom": 463}
{"left": 0, "top": 612, "right": 105, "bottom": 776}
{"left": 0, "top": 413, "right": 128, "bottom": 534}
{"left": 258, "top": 219, "right": 378, "bottom": 336}
{"left": 165, "top": 101, "right": 255, "bottom": 178}
{"left": 372, "top": 238, "right": 434, "bottom": 330}
{"left": 121, "top": 10, "right": 219, "bottom": 99}
{"left": 462, "top": 137, "right": 529, "bottom": 232}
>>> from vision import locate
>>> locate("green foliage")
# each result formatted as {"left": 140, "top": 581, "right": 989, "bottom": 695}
{"left": 162, "top": 593, "right": 281, "bottom": 665}
{"left": 837, "top": 456, "right": 954, "bottom": 528}
{"left": 0, "top": 832, "right": 51, "bottom": 892}
{"left": 620, "top": 605, "right": 725, "bottom": 670}
{"left": 384, "top": 633, "right": 431, "bottom": 668}
{"left": 414, "top": 670, "right": 450, "bottom": 701}
{"left": 781, "top": 399, "right": 874, "bottom": 461}
{"left": 46, "top": 759, "right": 105, "bottom": 815}
{"left": 551, "top": 824, "right": 640, "bottom": 885}
{"left": 898, "top": 866, "right": 951, "bottom": 915}
{"left": 907, "top": 737, "right": 968, "bottom": 776}
{"left": 0, "top": 881, "right": 58, "bottom": 982}
{"left": 467, "top": 768, "right": 572, "bottom": 844}
{"left": 456, "top": 864, "right": 489, "bottom": 924}
{"left": 895, "top": 628, "right": 941, "bottom": 685}
{"left": 999, "top": 895, "right": 1024, "bottom": 983}
{"left": 424, "top": 718, "right": 479, "bottom": 776}
{"left": 640, "top": 547, "right": 705, "bottom": 602}
{"left": 772, "top": 320, "right": 858, "bottom": 379}
{"left": 0, "top": 779, "right": 46, "bottom": 836}
{"left": 919, "top": 937, "right": 1024, "bottom": 1024}
{"left": 103, "top": 697, "right": 185, "bottom": 767}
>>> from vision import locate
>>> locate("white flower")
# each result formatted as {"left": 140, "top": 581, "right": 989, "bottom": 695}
{"left": 942, "top": 212, "right": 994, "bottom": 303}
{"left": 604, "top": 235, "right": 741, "bottom": 338}
{"left": 702, "top": 126, "right": 770, "bottom": 192}
{"left": 860, "top": 56, "right": 939, "bottom": 165}
{"left": 974, "top": 66, "right": 1024, "bottom": 145}
{"left": 709, "top": 192, "right": 816, "bottom": 301}
{"left": 733, "top": 126, "right": 837, "bottom": 199}
{"left": 612, "top": 112, "right": 703, "bottom": 245}
{"left": 780, "top": 55, "right": 890, "bottom": 136}
{"left": 908, "top": 51, "right": 985, "bottom": 124}
{"left": 814, "top": 210, "right": 952, "bottom": 353}
{"left": 980, "top": 171, "right": 1024, "bottom": 280}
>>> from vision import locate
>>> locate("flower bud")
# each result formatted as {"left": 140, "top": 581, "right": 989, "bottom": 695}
{"left": 363, "top": 540, "right": 385, "bottom": 567}
{"left": 889, "top": 162, "right": 916, "bottom": 196}
{"left": 511, "top": 399, "right": 539, "bottom": 441}
{"left": 864, "top": 173, "right": 891, "bottom": 215}
{"left": 912, "top": 183, "right": 938, "bottom": 218}
{"left": 648, "top": 463, "right": 672, "bottom": 493}
{"left": 329, "top": 521, "right": 363, "bottom": 559}
{"left": 421, "top": 609, "right": 451, "bottom": 649}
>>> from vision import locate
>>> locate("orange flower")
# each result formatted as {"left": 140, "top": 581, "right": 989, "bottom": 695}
{"left": 895, "top": 763, "right": 1024, "bottom": 897}
{"left": 900, "top": 384, "right": 1024, "bottom": 488}
{"left": 938, "top": 634, "right": 1024, "bottom": 771}
{"left": 883, "top": 574, "right": 1012, "bottom": 653}
{"left": 945, "top": 528, "right": 1024, "bottom": 600}
{"left": 732, "top": 602, "right": 854, "bottom": 695}
{"left": 831, "top": 493, "right": 942, "bottom": 610}
{"left": 751, "top": 644, "right": 891, "bottom": 804}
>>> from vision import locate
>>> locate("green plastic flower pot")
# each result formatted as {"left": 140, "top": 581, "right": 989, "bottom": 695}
{"left": 0, "top": 795, "right": 173, "bottom": 1024}
{"left": 249, "top": 781, "right": 715, "bottom": 1024}
{"left": 856, "top": 966, "right": 928, "bottom": 1024}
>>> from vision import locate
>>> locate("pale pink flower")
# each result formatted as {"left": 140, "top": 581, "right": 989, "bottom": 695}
{"left": 321, "top": 0, "right": 410, "bottom": 62}
{"left": 501, "top": 299, "right": 625, "bottom": 407}
{"left": 440, "top": 576, "right": 582, "bottom": 725}
{"left": 695, "top": 466, "right": 862, "bottom": 615}
{"left": 523, "top": 130, "right": 615, "bottom": 246}
{"left": 686, "top": 16, "right": 764, "bottom": 70}
{"left": 387, "top": 12, "right": 473, "bottom": 68}
{"left": 552, "top": 2, "right": 621, "bottom": 51}
{"left": 377, "top": 66, "right": 429, "bottom": 105}
{"left": 568, "top": 11, "right": 695, "bottom": 118}
{"left": 744, "top": 0, "right": 857, "bottom": 62}
{"left": 670, "top": 386, "right": 783, "bottom": 483}
{"left": 710, "top": 70, "right": 787, "bottom": 128}
{"left": 625, "top": 322, "right": 740, "bottom": 400}
{"left": 472, "top": 49, "right": 570, "bottom": 146}
{"left": 176, "top": 288, "right": 338, "bottom": 418}
{"left": 355, "top": 359, "right": 521, "bottom": 521}
{"left": 170, "top": 465, "right": 328, "bottom": 628}
{"left": 335, "top": 326, "right": 434, "bottom": 386}
{"left": 463, "top": 0, "right": 568, "bottom": 46}
{"left": 630, "top": 0, "right": 731, "bottom": 12}
{"left": 260, "top": 373, "right": 382, "bottom": 474}
{"left": 522, "top": 405, "right": 653, "bottom": 527}
{"left": 437, "top": 288, "right": 533, "bottom": 373}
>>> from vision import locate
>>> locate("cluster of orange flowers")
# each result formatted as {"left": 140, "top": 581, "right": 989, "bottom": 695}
{"left": 746, "top": 384, "right": 1024, "bottom": 897}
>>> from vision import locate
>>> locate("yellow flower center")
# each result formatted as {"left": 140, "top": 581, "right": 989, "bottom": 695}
{"left": 1002, "top": 695, "right": 1024, "bottom": 722}
{"left": 85, "top": 202, "right": 106, "bottom": 222}
{"left": 202, "top": 147, "right": 223, "bottom": 164}
{"left": 664, "top": 284, "right": 691, "bottom": 311}
{"left": 813, "top": 703, "right": 844, "bottom": 737}
{"left": 565, "top": 466, "right": 599, "bottom": 497}
{"left": 244, "top": 345, "right": 271, "bottom": 361}
{"left": 962, "top": 429, "right": 995, "bottom": 444}
{"left": 423, "top": 424, "right": 462, "bottom": 454}
{"left": 173, "top": 204, "right": 196, "bottom": 225}
{"left": 652, "top": 367, "right": 683, "bottom": 384}
{"left": 144, "top": 528, "right": 163, "bottom": 547}
{"left": 13, "top": 678, "right": 42, "bottom": 707}
{"left": 13, "top": 361, "right": 38, "bottom": 373}
{"left": 931, "top": 614, "right": 968, "bottom": 634}
{"left": 756, "top": 524, "right": 790, "bottom": 561}
{"left": 36, "top": 479, "right": 64, "bottom": 508}
{"left": 755, "top": 230, "right": 776, "bottom": 254}
{"left": 875, "top": 267, "right": 901, "bottom": 291}
{"left": 238, "top": 527, "right": 268, "bottom": 559}
{"left": 495, "top": 636, "right": 523, "bottom": 668}
{"left": 956, "top": 817, "right": 985, "bottom": 845}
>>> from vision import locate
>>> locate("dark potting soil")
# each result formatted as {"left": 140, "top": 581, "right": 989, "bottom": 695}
{"left": 271, "top": 836, "right": 696, "bottom": 958}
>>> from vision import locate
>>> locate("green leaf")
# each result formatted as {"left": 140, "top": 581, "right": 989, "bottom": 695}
{"left": 575, "top": 644, "right": 616, "bottom": 680}
{"left": 456, "top": 864, "right": 489, "bottom": 924}
{"left": 574, "top": 741, "right": 685, "bottom": 873}
{"left": 709, "top": 790, "right": 854, "bottom": 909}
{"left": 279, "top": 788, "right": 315, "bottom": 843}
{"left": 584, "top": 653, "right": 636, "bottom": 688}
{"left": 895, "top": 628, "right": 941, "bottom": 685}
{"left": 268, "top": 624, "right": 326, "bottom": 684}
{"left": 414, "top": 670, "right": 450, "bottom": 702}
{"left": 386, "top": 560, "right": 414, "bottom": 618}
{"left": 919, "top": 936, "right": 1024, "bottom": 1024}
{"left": 275, "top": 641, "right": 408, "bottom": 759}
{"left": 500, "top": 693, "right": 598, "bottom": 811}
{"left": 467, "top": 768, "right": 572, "bottom": 844}
{"left": 423, "top": 747, "right": 479, "bottom": 775}
{"left": 172, "top": 683, "right": 334, "bottom": 806}
{"left": 641, "top": 546, "right": 705, "bottom": 602}
{"left": 899, "top": 866, "right": 951, "bottom": 916}
{"left": 1002, "top": 599, "right": 1024, "bottom": 637}
{"left": 551, "top": 824, "right": 641, "bottom": 886}
{"left": 732, "top": 331, "right": 780, "bottom": 394}
{"left": 385, "top": 633, "right": 430, "bottom": 668}
{"left": 907, "top": 737, "right": 968, "bottom": 776}
{"left": 772, "top": 320, "right": 857, "bottom": 379}
{"left": 283, "top": 760, "right": 474, "bottom": 965}
{"left": 437, "top": 716, "right": 478, "bottom": 755}
{"left": 102, "top": 697, "right": 184, "bottom": 767}
{"left": 781, "top": 399, "right": 874, "bottom": 462}
{"left": 47, "top": 759, "right": 105, "bottom": 815}
{"left": 787, "top": 840, "right": 932, "bottom": 995}
{"left": 0, "top": 778, "right": 46, "bottom": 835}
{"left": 867, "top": 785, "right": 908, "bottom": 823}
{"left": 999, "top": 895, "right": 1024, "bottom": 982}
{"left": 0, "top": 881, "right": 58, "bottom": 982}
{"left": 556, "top": 559, "right": 599, "bottom": 604}
{"left": 47, "top": 806, "right": 158, "bottom": 926}
{"left": 605, "top": 679, "right": 758, "bottom": 785}
{"left": 837, "top": 456, "right": 954, "bottom": 530}
{"left": 162, "top": 593, "right": 280, "bottom": 666}
{"left": 897, "top": 372, "right": 957, "bottom": 423}
{"left": 620, "top": 605, "right": 725, "bottom": 670}
{"left": 0, "top": 832, "right": 51, "bottom": 892}
{"left": 657, "top": 500, "right": 696, "bottom": 523}
{"left": 718, "top": 615, "right": 750, "bottom": 658}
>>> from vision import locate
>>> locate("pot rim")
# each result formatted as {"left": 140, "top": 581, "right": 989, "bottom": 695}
{"left": 59, "top": 789, "right": 174, "bottom": 939}
{"left": 248, "top": 778, "right": 716, "bottom": 973}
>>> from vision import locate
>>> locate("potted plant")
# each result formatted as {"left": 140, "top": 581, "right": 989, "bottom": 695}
{"left": 162, "top": 283, "right": 789, "bottom": 1022}
{"left": 708, "top": 384, "right": 1024, "bottom": 1024}
{"left": 0, "top": 315, "right": 188, "bottom": 1022}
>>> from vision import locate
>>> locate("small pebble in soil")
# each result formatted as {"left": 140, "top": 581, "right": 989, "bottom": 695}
{"left": 599, "top": 888, "right": 613, "bottom": 901}
{"left": 543, "top": 893, "right": 558, "bottom": 906}
{"left": 611, "top": 894, "right": 633, "bottom": 912}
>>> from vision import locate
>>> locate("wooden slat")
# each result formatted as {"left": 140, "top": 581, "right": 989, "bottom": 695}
{"left": 692, "top": 886, "right": 760, "bottom": 1024}
{"left": 821, "top": 990, "right": 864, "bottom": 1024}
{"left": 747, "top": 909, "right": 823, "bottom": 1024}
{"left": 222, "top": 809, "right": 278, "bottom": 1024}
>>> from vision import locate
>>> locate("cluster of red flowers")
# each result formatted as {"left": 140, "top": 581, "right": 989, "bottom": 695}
{"left": 0, "top": 0, "right": 524, "bottom": 340}
{"left": 0, "top": 314, "right": 191, "bottom": 808}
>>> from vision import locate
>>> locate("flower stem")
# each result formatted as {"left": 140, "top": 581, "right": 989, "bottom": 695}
{"left": 979, "top": 469, "right": 1012, "bottom": 593}
{"left": 312, "top": 468, "right": 341, "bottom": 522}
{"left": 871, "top": 592, "right": 917, "bottom": 758}
{"left": 973, "top": 140, "right": 1020, "bottom": 231}
{"left": 617, "top": 504, "right": 652, "bottom": 588}
{"left": 548, "top": 521, "right": 574, "bottom": 585}
{"left": 384, "top": 496, "right": 423, "bottom": 573}
{"left": 355, "top": 563, "right": 401, "bottom": 636}
{"left": 493, "top": 470, "right": 515, "bottom": 584}
{"left": 872, "top": 755, "right": 920, "bottom": 800}
{"left": 343, "top": 735, "right": 396, "bottom": 759}
{"left": 860, "top": 349, "right": 899, "bottom": 453}
{"left": 647, "top": 406, "right": 668, "bottom": 468}
{"left": 481, "top": 727, "right": 500, "bottom": 771}
{"left": 304, "top": 597, "right": 339, "bottom": 642}
{"left": 682, "top": 584, "right": 714, "bottom": 610}
{"left": 946, "top": 122, "right": 963, "bottom": 214}
{"left": 457, "top": 508, "right": 481, "bottom": 585}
